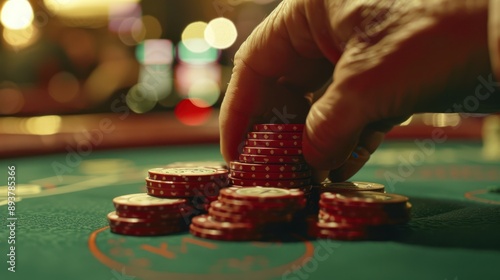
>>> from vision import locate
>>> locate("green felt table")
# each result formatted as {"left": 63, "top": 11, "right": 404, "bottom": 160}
{"left": 1, "top": 142, "right": 499, "bottom": 280}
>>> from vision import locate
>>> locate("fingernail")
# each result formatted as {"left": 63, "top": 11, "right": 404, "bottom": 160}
{"left": 351, "top": 152, "right": 359, "bottom": 159}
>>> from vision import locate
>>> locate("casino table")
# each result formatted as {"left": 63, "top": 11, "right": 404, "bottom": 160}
{"left": 1, "top": 134, "right": 499, "bottom": 280}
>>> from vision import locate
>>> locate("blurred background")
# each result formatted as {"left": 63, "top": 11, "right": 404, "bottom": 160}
{"left": 0, "top": 0, "right": 496, "bottom": 158}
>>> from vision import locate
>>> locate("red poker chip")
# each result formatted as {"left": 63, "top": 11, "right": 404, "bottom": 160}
{"left": 218, "top": 196, "right": 306, "bottom": 211}
{"left": 147, "top": 186, "right": 221, "bottom": 199}
{"left": 247, "top": 132, "right": 302, "bottom": 140}
{"left": 189, "top": 224, "right": 262, "bottom": 241}
{"left": 320, "top": 181, "right": 385, "bottom": 193}
{"left": 318, "top": 210, "right": 409, "bottom": 226}
{"left": 239, "top": 154, "right": 305, "bottom": 164}
{"left": 229, "top": 177, "right": 311, "bottom": 188}
{"left": 115, "top": 210, "right": 187, "bottom": 219}
{"left": 321, "top": 191, "right": 409, "bottom": 207}
{"left": 319, "top": 201, "right": 411, "bottom": 218}
{"left": 243, "top": 147, "right": 303, "bottom": 156}
{"left": 148, "top": 167, "right": 229, "bottom": 182}
{"left": 230, "top": 161, "right": 310, "bottom": 172}
{"left": 112, "top": 193, "right": 187, "bottom": 212}
{"left": 219, "top": 186, "right": 304, "bottom": 203}
{"left": 252, "top": 124, "right": 304, "bottom": 132}
{"left": 208, "top": 207, "right": 293, "bottom": 224}
{"left": 165, "top": 161, "right": 227, "bottom": 171}
{"left": 145, "top": 178, "right": 229, "bottom": 190}
{"left": 230, "top": 170, "right": 311, "bottom": 180}
{"left": 107, "top": 211, "right": 186, "bottom": 228}
{"left": 245, "top": 139, "right": 302, "bottom": 148}
{"left": 191, "top": 214, "right": 256, "bottom": 232}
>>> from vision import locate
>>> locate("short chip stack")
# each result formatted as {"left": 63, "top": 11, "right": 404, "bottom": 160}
{"left": 230, "top": 124, "right": 312, "bottom": 189}
{"left": 108, "top": 193, "right": 190, "bottom": 236}
{"left": 189, "top": 187, "right": 306, "bottom": 241}
{"left": 308, "top": 191, "right": 411, "bottom": 240}
{"left": 146, "top": 167, "right": 230, "bottom": 213}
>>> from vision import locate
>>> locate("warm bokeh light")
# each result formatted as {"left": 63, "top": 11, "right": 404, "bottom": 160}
{"left": 174, "top": 98, "right": 213, "bottom": 126}
{"left": 0, "top": 87, "right": 24, "bottom": 114}
{"left": 175, "top": 63, "right": 221, "bottom": 95}
{"left": 3, "top": 24, "right": 38, "bottom": 49}
{"left": 44, "top": 0, "right": 141, "bottom": 18}
{"left": 136, "top": 39, "right": 173, "bottom": 65}
{"left": 108, "top": 1, "right": 141, "bottom": 32}
{"left": 1, "top": 0, "right": 34, "bottom": 30}
{"left": 177, "top": 41, "right": 218, "bottom": 65}
{"left": 48, "top": 72, "right": 80, "bottom": 103}
{"left": 204, "top": 17, "right": 237, "bottom": 49}
{"left": 118, "top": 16, "right": 144, "bottom": 45}
{"left": 187, "top": 79, "right": 220, "bottom": 108}
{"left": 181, "top": 21, "right": 210, "bottom": 53}
{"left": 138, "top": 64, "right": 173, "bottom": 100}
{"left": 25, "top": 115, "right": 62, "bottom": 135}
{"left": 126, "top": 83, "right": 158, "bottom": 114}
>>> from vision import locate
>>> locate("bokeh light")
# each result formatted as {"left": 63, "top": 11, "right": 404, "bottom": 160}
{"left": 3, "top": 24, "right": 38, "bottom": 49}
{"left": 44, "top": 0, "right": 141, "bottom": 18}
{"left": 1, "top": 0, "right": 34, "bottom": 30}
{"left": 187, "top": 79, "right": 220, "bottom": 108}
{"left": 25, "top": 115, "right": 62, "bottom": 135}
{"left": 136, "top": 39, "right": 173, "bottom": 65}
{"left": 177, "top": 41, "right": 218, "bottom": 65}
{"left": 174, "top": 98, "right": 213, "bottom": 126}
{"left": 125, "top": 83, "right": 158, "bottom": 114}
{"left": 48, "top": 72, "right": 80, "bottom": 103}
{"left": 175, "top": 63, "right": 221, "bottom": 96}
{"left": 181, "top": 21, "right": 210, "bottom": 53}
{"left": 108, "top": 2, "right": 141, "bottom": 32}
{"left": 0, "top": 86, "right": 24, "bottom": 115}
{"left": 204, "top": 17, "right": 237, "bottom": 49}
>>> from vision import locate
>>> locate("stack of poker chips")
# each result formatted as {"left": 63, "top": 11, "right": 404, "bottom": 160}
{"left": 230, "top": 124, "right": 312, "bottom": 189}
{"left": 189, "top": 187, "right": 306, "bottom": 241}
{"left": 145, "top": 167, "right": 230, "bottom": 214}
{"left": 307, "top": 191, "right": 411, "bottom": 240}
{"left": 107, "top": 193, "right": 190, "bottom": 236}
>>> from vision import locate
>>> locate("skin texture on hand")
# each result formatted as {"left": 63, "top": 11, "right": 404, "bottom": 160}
{"left": 220, "top": 0, "right": 496, "bottom": 182}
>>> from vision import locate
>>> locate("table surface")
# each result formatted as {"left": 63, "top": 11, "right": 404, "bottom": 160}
{"left": 1, "top": 141, "right": 499, "bottom": 280}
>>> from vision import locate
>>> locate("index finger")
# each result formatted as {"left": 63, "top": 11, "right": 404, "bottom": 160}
{"left": 219, "top": 0, "right": 334, "bottom": 163}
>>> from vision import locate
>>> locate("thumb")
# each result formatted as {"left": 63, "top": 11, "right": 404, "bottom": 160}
{"left": 302, "top": 77, "right": 370, "bottom": 170}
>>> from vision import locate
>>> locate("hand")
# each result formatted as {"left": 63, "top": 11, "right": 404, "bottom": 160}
{"left": 220, "top": 0, "right": 496, "bottom": 181}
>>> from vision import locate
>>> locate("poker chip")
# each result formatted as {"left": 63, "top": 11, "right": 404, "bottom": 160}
{"left": 115, "top": 210, "right": 186, "bottom": 219}
{"left": 245, "top": 139, "right": 302, "bottom": 148}
{"left": 146, "top": 186, "right": 219, "bottom": 198}
{"left": 107, "top": 211, "right": 187, "bottom": 229}
{"left": 230, "top": 170, "right": 311, "bottom": 180}
{"left": 112, "top": 193, "right": 187, "bottom": 212}
{"left": 229, "top": 177, "right": 311, "bottom": 188}
{"left": 229, "top": 161, "right": 310, "bottom": 172}
{"left": 191, "top": 214, "right": 256, "bottom": 232}
{"left": 243, "top": 147, "right": 303, "bottom": 156}
{"left": 218, "top": 196, "right": 306, "bottom": 211}
{"left": 252, "top": 124, "right": 304, "bottom": 132}
{"left": 320, "top": 181, "right": 385, "bottom": 193}
{"left": 165, "top": 161, "right": 227, "bottom": 170}
{"left": 239, "top": 154, "right": 305, "bottom": 164}
{"left": 145, "top": 177, "right": 227, "bottom": 191}
{"left": 219, "top": 186, "right": 304, "bottom": 203}
{"left": 321, "top": 191, "right": 408, "bottom": 207}
{"left": 318, "top": 210, "right": 409, "bottom": 226}
{"left": 148, "top": 167, "right": 229, "bottom": 182}
{"left": 247, "top": 132, "right": 302, "bottom": 140}
{"left": 189, "top": 224, "right": 262, "bottom": 241}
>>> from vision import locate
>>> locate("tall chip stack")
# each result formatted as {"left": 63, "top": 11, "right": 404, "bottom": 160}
{"left": 229, "top": 123, "right": 312, "bottom": 200}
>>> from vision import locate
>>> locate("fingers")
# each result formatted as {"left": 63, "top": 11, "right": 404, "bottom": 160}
{"left": 328, "top": 130, "right": 386, "bottom": 181}
{"left": 220, "top": 0, "right": 334, "bottom": 163}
